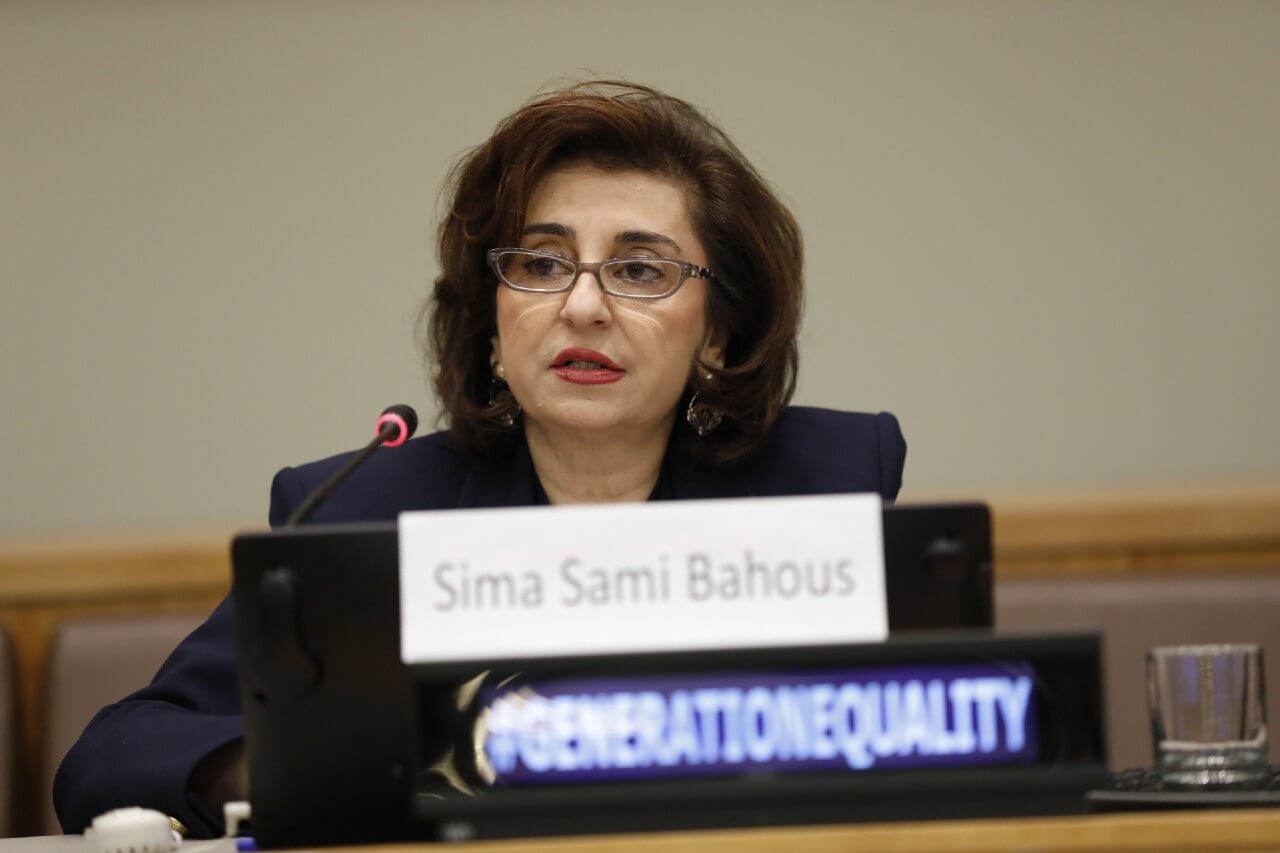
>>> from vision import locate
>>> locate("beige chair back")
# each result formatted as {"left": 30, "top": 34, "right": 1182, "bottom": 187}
{"left": 43, "top": 615, "right": 203, "bottom": 835}
{"left": 997, "top": 575, "right": 1280, "bottom": 771}
{"left": 0, "top": 628, "right": 14, "bottom": 837}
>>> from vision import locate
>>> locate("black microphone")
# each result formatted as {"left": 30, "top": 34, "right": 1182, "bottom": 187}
{"left": 283, "top": 404, "right": 419, "bottom": 527}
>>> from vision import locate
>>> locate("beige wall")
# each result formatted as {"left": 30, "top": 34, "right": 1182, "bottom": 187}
{"left": 1, "top": 1, "right": 1277, "bottom": 535}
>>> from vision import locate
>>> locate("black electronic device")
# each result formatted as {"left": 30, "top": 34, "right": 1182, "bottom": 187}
{"left": 410, "top": 632, "right": 1106, "bottom": 841}
{"left": 882, "top": 503, "right": 991, "bottom": 632}
{"left": 231, "top": 503, "right": 1005, "bottom": 847}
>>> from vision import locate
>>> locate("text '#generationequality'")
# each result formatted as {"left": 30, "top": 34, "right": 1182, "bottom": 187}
{"left": 480, "top": 667, "right": 1037, "bottom": 783}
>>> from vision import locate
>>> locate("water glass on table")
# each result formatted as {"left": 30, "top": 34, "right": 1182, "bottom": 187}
{"left": 1147, "top": 643, "right": 1267, "bottom": 788}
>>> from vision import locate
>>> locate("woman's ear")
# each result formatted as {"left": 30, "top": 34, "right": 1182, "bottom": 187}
{"left": 490, "top": 334, "right": 503, "bottom": 371}
{"left": 699, "top": 330, "right": 725, "bottom": 371}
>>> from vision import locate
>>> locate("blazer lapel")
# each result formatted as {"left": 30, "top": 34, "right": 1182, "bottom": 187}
{"left": 455, "top": 435, "right": 538, "bottom": 508}
{"left": 662, "top": 427, "right": 758, "bottom": 501}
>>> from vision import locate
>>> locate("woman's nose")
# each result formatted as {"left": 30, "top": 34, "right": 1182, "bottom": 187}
{"left": 559, "top": 269, "right": 613, "bottom": 327}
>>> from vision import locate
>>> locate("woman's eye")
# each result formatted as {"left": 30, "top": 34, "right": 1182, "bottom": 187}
{"left": 615, "top": 261, "right": 663, "bottom": 282}
{"left": 526, "top": 257, "right": 571, "bottom": 278}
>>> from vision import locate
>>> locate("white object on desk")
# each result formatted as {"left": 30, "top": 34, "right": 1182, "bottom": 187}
{"left": 84, "top": 807, "right": 175, "bottom": 853}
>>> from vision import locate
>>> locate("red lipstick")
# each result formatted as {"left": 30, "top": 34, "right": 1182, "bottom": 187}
{"left": 551, "top": 347, "right": 625, "bottom": 385}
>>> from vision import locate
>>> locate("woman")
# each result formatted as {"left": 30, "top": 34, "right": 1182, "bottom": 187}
{"left": 54, "top": 80, "right": 906, "bottom": 837}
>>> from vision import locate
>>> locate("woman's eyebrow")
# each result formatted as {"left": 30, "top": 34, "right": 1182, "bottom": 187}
{"left": 521, "top": 222, "right": 573, "bottom": 238}
{"left": 616, "top": 230, "right": 682, "bottom": 252}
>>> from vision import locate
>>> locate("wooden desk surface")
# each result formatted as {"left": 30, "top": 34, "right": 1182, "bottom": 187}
{"left": 287, "top": 809, "right": 1280, "bottom": 852}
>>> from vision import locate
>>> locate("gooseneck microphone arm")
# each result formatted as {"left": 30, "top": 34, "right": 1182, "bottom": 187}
{"left": 283, "top": 404, "right": 418, "bottom": 527}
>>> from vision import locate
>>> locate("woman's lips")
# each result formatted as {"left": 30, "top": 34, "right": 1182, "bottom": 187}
{"left": 551, "top": 347, "right": 624, "bottom": 384}
{"left": 553, "top": 365, "right": 624, "bottom": 384}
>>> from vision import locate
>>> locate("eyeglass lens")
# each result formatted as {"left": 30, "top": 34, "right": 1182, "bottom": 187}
{"left": 495, "top": 251, "right": 683, "bottom": 297}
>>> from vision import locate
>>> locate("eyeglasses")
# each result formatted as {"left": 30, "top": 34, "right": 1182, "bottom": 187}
{"left": 486, "top": 248, "right": 715, "bottom": 300}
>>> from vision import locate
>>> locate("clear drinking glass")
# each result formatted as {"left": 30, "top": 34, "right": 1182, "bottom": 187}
{"left": 1147, "top": 643, "right": 1267, "bottom": 787}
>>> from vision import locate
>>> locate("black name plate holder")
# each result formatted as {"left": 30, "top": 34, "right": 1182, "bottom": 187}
{"left": 409, "top": 630, "right": 1107, "bottom": 842}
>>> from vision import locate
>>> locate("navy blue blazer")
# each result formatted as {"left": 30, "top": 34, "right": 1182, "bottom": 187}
{"left": 53, "top": 407, "right": 905, "bottom": 836}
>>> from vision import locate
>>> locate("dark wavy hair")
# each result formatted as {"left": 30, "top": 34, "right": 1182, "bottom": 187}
{"left": 425, "top": 79, "right": 802, "bottom": 465}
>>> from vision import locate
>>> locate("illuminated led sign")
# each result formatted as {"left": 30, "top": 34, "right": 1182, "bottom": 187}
{"left": 476, "top": 663, "right": 1038, "bottom": 785}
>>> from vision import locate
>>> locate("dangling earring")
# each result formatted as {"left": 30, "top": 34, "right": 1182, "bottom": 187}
{"left": 489, "top": 362, "right": 521, "bottom": 427}
{"left": 686, "top": 369, "right": 723, "bottom": 436}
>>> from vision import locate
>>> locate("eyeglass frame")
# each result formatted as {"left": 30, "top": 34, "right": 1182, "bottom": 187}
{"left": 486, "top": 247, "right": 715, "bottom": 301}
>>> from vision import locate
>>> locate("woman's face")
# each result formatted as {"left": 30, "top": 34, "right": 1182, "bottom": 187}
{"left": 491, "top": 165, "right": 717, "bottom": 439}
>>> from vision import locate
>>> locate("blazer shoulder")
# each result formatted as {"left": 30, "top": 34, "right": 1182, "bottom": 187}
{"left": 751, "top": 407, "right": 906, "bottom": 501}
{"left": 269, "top": 430, "right": 472, "bottom": 525}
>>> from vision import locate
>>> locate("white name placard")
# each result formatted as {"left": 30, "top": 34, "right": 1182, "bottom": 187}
{"left": 398, "top": 493, "right": 887, "bottom": 665}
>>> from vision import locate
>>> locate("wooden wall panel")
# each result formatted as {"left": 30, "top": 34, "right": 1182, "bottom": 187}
{"left": 989, "top": 484, "right": 1280, "bottom": 577}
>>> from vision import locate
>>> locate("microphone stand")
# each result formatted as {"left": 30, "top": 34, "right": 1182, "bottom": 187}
{"left": 283, "top": 423, "right": 399, "bottom": 527}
